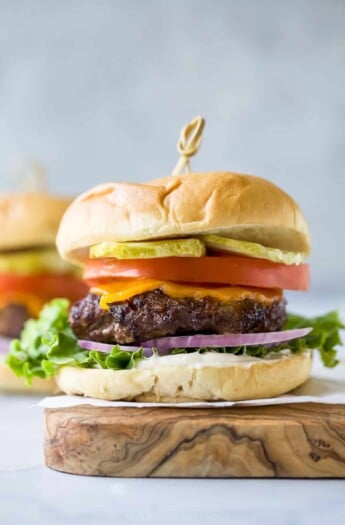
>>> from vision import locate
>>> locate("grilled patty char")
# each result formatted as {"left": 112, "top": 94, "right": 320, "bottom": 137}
{"left": 0, "top": 303, "right": 30, "bottom": 338}
{"left": 70, "top": 290, "right": 287, "bottom": 345}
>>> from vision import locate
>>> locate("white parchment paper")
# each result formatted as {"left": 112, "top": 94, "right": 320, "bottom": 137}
{"left": 39, "top": 355, "right": 345, "bottom": 409}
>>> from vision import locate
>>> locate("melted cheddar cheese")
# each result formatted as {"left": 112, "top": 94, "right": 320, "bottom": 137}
{"left": 91, "top": 279, "right": 282, "bottom": 311}
{"left": 0, "top": 292, "right": 47, "bottom": 317}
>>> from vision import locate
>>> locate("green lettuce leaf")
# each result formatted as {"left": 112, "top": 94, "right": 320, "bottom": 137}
{"left": 6, "top": 299, "right": 145, "bottom": 383}
{"left": 6, "top": 298, "right": 344, "bottom": 382}
{"left": 284, "top": 311, "right": 345, "bottom": 367}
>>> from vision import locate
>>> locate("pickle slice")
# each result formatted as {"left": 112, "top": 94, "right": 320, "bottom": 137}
{"left": 90, "top": 239, "right": 206, "bottom": 259}
{"left": 0, "top": 249, "right": 78, "bottom": 275}
{"left": 201, "top": 235, "right": 306, "bottom": 265}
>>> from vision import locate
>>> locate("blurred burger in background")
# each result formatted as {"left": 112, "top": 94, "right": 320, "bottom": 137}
{"left": 0, "top": 162, "right": 88, "bottom": 393}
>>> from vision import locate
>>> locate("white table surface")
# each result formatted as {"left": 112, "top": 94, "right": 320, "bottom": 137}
{"left": 1, "top": 293, "right": 345, "bottom": 525}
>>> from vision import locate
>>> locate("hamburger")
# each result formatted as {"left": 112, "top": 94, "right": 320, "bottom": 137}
{"left": 6, "top": 172, "right": 344, "bottom": 401}
{"left": 0, "top": 191, "right": 88, "bottom": 393}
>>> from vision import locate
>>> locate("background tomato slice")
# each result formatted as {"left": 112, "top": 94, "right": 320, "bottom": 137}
{"left": 84, "top": 257, "right": 310, "bottom": 291}
{"left": 0, "top": 273, "right": 88, "bottom": 303}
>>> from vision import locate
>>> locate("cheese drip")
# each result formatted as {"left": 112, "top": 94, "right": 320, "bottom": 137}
{"left": 91, "top": 279, "right": 282, "bottom": 310}
{"left": 0, "top": 292, "right": 48, "bottom": 317}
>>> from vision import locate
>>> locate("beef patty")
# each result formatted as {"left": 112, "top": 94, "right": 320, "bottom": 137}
{"left": 70, "top": 290, "right": 287, "bottom": 345}
{"left": 0, "top": 303, "right": 30, "bottom": 338}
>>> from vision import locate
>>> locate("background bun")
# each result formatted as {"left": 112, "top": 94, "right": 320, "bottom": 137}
{"left": 57, "top": 172, "right": 311, "bottom": 263}
{"left": 0, "top": 362, "right": 60, "bottom": 395}
{"left": 0, "top": 192, "right": 71, "bottom": 251}
{"left": 56, "top": 351, "right": 312, "bottom": 402}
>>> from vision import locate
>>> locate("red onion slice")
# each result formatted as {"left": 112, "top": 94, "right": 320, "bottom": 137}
{"left": 78, "top": 339, "right": 155, "bottom": 357}
{"left": 0, "top": 337, "right": 11, "bottom": 355}
{"left": 140, "top": 328, "right": 312, "bottom": 351}
{"left": 78, "top": 340, "right": 141, "bottom": 352}
{"left": 78, "top": 327, "right": 312, "bottom": 357}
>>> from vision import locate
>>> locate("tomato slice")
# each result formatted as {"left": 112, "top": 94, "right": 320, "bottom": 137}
{"left": 0, "top": 273, "right": 88, "bottom": 304}
{"left": 84, "top": 257, "right": 310, "bottom": 291}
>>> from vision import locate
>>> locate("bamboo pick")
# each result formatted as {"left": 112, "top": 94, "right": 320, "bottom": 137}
{"left": 172, "top": 116, "right": 205, "bottom": 175}
{"left": 12, "top": 159, "right": 48, "bottom": 192}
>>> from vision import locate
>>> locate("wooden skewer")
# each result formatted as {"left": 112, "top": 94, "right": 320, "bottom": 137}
{"left": 12, "top": 159, "right": 48, "bottom": 192}
{"left": 172, "top": 116, "right": 205, "bottom": 176}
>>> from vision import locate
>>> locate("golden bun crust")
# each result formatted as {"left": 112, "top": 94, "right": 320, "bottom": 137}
{"left": 56, "top": 172, "right": 311, "bottom": 263}
{"left": 56, "top": 351, "right": 312, "bottom": 402}
{"left": 0, "top": 362, "right": 60, "bottom": 395}
{"left": 0, "top": 192, "right": 71, "bottom": 251}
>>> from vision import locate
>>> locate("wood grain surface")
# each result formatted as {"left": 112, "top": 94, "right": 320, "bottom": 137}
{"left": 44, "top": 404, "right": 345, "bottom": 478}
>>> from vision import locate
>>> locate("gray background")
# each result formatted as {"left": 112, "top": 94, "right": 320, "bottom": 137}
{"left": 0, "top": 0, "right": 344, "bottom": 294}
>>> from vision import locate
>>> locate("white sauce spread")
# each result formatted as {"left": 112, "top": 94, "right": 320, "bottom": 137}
{"left": 135, "top": 349, "right": 307, "bottom": 370}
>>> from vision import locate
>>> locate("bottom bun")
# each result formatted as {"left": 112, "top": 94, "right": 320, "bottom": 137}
{"left": 56, "top": 351, "right": 312, "bottom": 402}
{"left": 0, "top": 362, "right": 60, "bottom": 395}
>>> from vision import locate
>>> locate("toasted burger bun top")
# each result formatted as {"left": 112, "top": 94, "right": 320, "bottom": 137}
{"left": 57, "top": 171, "right": 311, "bottom": 264}
{"left": 0, "top": 192, "right": 71, "bottom": 251}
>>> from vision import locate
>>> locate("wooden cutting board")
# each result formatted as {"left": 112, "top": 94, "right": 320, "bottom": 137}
{"left": 44, "top": 403, "right": 345, "bottom": 478}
